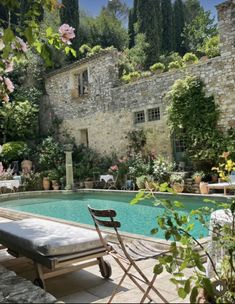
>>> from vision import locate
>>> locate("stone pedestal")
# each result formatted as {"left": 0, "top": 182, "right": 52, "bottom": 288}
{"left": 65, "top": 149, "right": 74, "bottom": 190}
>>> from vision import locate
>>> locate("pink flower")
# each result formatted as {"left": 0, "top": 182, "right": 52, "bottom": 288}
{"left": 4, "top": 77, "right": 14, "bottom": 93}
{"left": 110, "top": 165, "right": 118, "bottom": 172}
{"left": 16, "top": 37, "right": 27, "bottom": 52}
{"left": 4, "top": 61, "right": 14, "bottom": 73}
{"left": 59, "top": 24, "right": 75, "bottom": 45}
{"left": 2, "top": 94, "right": 9, "bottom": 102}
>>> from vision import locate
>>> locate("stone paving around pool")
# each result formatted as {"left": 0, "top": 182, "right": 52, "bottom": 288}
{"left": 0, "top": 248, "right": 193, "bottom": 303}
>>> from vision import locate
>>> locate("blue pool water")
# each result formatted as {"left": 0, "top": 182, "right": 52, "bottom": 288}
{"left": 0, "top": 192, "right": 226, "bottom": 239}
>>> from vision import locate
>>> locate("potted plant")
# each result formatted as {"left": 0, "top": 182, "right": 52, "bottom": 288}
{"left": 84, "top": 177, "right": 94, "bottom": 189}
{"left": 170, "top": 174, "right": 184, "bottom": 193}
{"left": 192, "top": 171, "right": 205, "bottom": 184}
{"left": 48, "top": 170, "right": 60, "bottom": 190}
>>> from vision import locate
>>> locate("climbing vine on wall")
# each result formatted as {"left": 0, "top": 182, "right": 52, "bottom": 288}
{"left": 166, "top": 75, "right": 225, "bottom": 170}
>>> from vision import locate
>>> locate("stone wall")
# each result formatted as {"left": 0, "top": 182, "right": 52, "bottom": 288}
{"left": 44, "top": 0, "right": 235, "bottom": 158}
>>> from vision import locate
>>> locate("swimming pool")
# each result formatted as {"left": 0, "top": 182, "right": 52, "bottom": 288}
{"left": 0, "top": 191, "right": 226, "bottom": 239}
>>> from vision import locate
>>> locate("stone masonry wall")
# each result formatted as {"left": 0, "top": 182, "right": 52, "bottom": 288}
{"left": 44, "top": 0, "right": 235, "bottom": 158}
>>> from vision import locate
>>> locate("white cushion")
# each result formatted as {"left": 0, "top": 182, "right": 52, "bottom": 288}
{"left": 0, "top": 218, "right": 105, "bottom": 256}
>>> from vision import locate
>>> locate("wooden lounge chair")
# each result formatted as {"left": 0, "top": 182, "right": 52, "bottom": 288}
{"left": 0, "top": 218, "right": 112, "bottom": 290}
{"left": 88, "top": 206, "right": 169, "bottom": 304}
{"left": 208, "top": 174, "right": 235, "bottom": 195}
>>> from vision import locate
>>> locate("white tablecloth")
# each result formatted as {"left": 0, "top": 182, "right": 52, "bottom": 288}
{"left": 206, "top": 209, "right": 233, "bottom": 277}
{"left": 100, "top": 175, "right": 114, "bottom": 183}
{"left": 0, "top": 180, "right": 20, "bottom": 190}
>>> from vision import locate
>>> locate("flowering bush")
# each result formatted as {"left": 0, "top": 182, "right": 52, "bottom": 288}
{"left": 212, "top": 152, "right": 235, "bottom": 182}
{"left": 128, "top": 153, "right": 151, "bottom": 179}
{"left": 153, "top": 156, "right": 175, "bottom": 183}
{"left": 0, "top": 162, "right": 13, "bottom": 180}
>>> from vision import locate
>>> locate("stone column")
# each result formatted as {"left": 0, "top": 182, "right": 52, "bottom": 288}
{"left": 64, "top": 145, "right": 74, "bottom": 190}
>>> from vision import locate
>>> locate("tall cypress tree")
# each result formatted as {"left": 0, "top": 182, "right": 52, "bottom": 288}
{"left": 60, "top": 0, "right": 80, "bottom": 52}
{"left": 173, "top": 0, "right": 185, "bottom": 54}
{"left": 128, "top": 0, "right": 138, "bottom": 48}
{"left": 137, "top": 0, "right": 162, "bottom": 68}
{"left": 161, "top": 0, "right": 173, "bottom": 54}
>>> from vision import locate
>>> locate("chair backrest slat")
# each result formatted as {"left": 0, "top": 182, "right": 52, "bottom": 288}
{"left": 94, "top": 217, "right": 121, "bottom": 228}
{"left": 89, "top": 208, "right": 117, "bottom": 218}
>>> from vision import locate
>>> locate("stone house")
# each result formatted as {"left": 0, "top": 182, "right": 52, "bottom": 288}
{"left": 43, "top": 0, "right": 235, "bottom": 163}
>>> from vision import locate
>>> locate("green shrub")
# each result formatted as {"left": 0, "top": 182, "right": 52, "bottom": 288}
{"left": 203, "top": 36, "right": 220, "bottom": 58}
{"left": 38, "top": 137, "right": 64, "bottom": 171}
{"left": 136, "top": 175, "right": 154, "bottom": 189}
{"left": 79, "top": 44, "right": 91, "bottom": 55}
{"left": 121, "top": 71, "right": 141, "bottom": 83}
{"left": 168, "top": 61, "right": 182, "bottom": 70}
{"left": 182, "top": 52, "right": 198, "bottom": 64}
{"left": 150, "top": 62, "right": 165, "bottom": 73}
{"left": 141, "top": 71, "right": 152, "bottom": 78}
{"left": 1, "top": 141, "right": 28, "bottom": 165}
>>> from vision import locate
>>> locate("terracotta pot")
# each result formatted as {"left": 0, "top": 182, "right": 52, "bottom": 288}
{"left": 21, "top": 160, "right": 32, "bottom": 174}
{"left": 200, "top": 182, "right": 209, "bottom": 194}
{"left": 84, "top": 181, "right": 94, "bottom": 189}
{"left": 43, "top": 177, "right": 50, "bottom": 190}
{"left": 52, "top": 180, "right": 60, "bottom": 190}
{"left": 194, "top": 176, "right": 202, "bottom": 184}
{"left": 172, "top": 182, "right": 184, "bottom": 193}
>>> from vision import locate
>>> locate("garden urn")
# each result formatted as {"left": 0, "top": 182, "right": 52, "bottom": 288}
{"left": 21, "top": 160, "right": 32, "bottom": 174}
{"left": 43, "top": 177, "right": 50, "bottom": 190}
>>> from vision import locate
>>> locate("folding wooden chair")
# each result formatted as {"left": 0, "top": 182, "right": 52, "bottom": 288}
{"left": 88, "top": 206, "right": 169, "bottom": 303}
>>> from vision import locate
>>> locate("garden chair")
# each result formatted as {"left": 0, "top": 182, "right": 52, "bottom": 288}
{"left": 88, "top": 206, "right": 169, "bottom": 303}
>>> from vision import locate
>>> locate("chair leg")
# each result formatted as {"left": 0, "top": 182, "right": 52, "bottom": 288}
{"left": 140, "top": 272, "right": 157, "bottom": 303}
{"left": 109, "top": 258, "right": 154, "bottom": 303}
{"left": 108, "top": 263, "right": 132, "bottom": 304}
{"left": 132, "top": 261, "right": 168, "bottom": 303}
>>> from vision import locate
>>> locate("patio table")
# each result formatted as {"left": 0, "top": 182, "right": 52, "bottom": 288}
{"left": 0, "top": 179, "right": 20, "bottom": 192}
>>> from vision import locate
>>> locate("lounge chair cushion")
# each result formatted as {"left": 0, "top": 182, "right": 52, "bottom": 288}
{"left": 0, "top": 218, "right": 106, "bottom": 256}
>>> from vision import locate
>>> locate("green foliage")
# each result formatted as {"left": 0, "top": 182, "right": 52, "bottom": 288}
{"left": 168, "top": 61, "right": 182, "bottom": 70}
{"left": 166, "top": 76, "right": 224, "bottom": 169}
{"left": 131, "top": 187, "right": 235, "bottom": 303}
{"left": 137, "top": 0, "right": 162, "bottom": 67}
{"left": 106, "top": 0, "right": 129, "bottom": 21}
{"left": 128, "top": 153, "right": 152, "bottom": 179}
{"left": 0, "top": 100, "right": 39, "bottom": 143}
{"left": 173, "top": 0, "right": 186, "bottom": 54}
{"left": 192, "top": 171, "right": 205, "bottom": 179}
{"left": 47, "top": 169, "right": 60, "bottom": 181}
{"left": 136, "top": 175, "right": 154, "bottom": 189}
{"left": 80, "top": 9, "right": 128, "bottom": 51}
{"left": 161, "top": 0, "right": 173, "bottom": 53}
{"left": 73, "top": 144, "right": 113, "bottom": 181}
{"left": 153, "top": 156, "right": 175, "bottom": 183}
{"left": 184, "top": 0, "right": 203, "bottom": 24}
{"left": 121, "top": 71, "right": 141, "bottom": 83}
{"left": 21, "top": 172, "right": 42, "bottom": 191}
{"left": 37, "top": 137, "right": 64, "bottom": 171}
{"left": 201, "top": 35, "right": 220, "bottom": 58}
{"left": 182, "top": 52, "right": 198, "bottom": 64}
{"left": 1, "top": 141, "right": 28, "bottom": 164}
{"left": 159, "top": 52, "right": 182, "bottom": 69}
{"left": 170, "top": 173, "right": 184, "bottom": 183}
{"left": 150, "top": 62, "right": 165, "bottom": 73}
{"left": 60, "top": 0, "right": 80, "bottom": 55}
{"left": 119, "top": 33, "right": 149, "bottom": 75}
{"left": 182, "top": 10, "right": 217, "bottom": 54}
